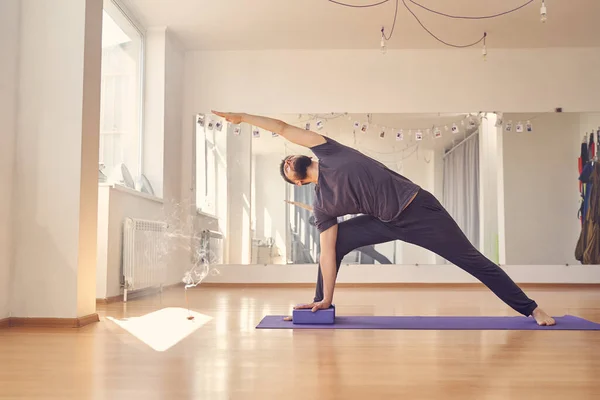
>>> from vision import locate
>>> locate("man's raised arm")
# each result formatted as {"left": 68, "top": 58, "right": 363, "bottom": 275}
{"left": 212, "top": 111, "right": 326, "bottom": 148}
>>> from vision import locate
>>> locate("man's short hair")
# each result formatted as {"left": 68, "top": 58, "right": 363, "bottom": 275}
{"left": 280, "top": 156, "right": 294, "bottom": 185}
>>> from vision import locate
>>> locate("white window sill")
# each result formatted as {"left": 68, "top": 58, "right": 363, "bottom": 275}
{"left": 99, "top": 183, "right": 164, "bottom": 204}
{"left": 196, "top": 208, "right": 218, "bottom": 220}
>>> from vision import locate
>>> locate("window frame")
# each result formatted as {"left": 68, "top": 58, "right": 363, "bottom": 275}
{"left": 101, "top": 0, "right": 146, "bottom": 180}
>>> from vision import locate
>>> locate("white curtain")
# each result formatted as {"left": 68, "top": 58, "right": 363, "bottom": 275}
{"left": 442, "top": 133, "right": 480, "bottom": 250}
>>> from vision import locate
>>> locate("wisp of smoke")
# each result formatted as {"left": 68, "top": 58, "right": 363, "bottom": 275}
{"left": 155, "top": 197, "right": 220, "bottom": 292}
{"left": 182, "top": 239, "right": 220, "bottom": 289}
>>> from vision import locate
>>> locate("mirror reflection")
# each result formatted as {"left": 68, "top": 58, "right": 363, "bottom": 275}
{"left": 194, "top": 112, "right": 600, "bottom": 267}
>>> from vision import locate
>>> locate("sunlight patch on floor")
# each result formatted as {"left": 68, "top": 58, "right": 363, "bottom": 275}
{"left": 106, "top": 307, "right": 212, "bottom": 351}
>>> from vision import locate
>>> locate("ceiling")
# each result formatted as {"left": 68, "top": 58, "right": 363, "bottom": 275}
{"left": 121, "top": 0, "right": 599, "bottom": 50}
{"left": 250, "top": 112, "right": 480, "bottom": 156}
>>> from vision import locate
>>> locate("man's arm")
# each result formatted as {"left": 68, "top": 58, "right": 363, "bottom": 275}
{"left": 285, "top": 200, "right": 313, "bottom": 212}
{"left": 317, "top": 224, "right": 338, "bottom": 308}
{"left": 212, "top": 111, "right": 326, "bottom": 148}
{"left": 292, "top": 223, "right": 338, "bottom": 313}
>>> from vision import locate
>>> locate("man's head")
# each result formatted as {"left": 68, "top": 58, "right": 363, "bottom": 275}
{"left": 280, "top": 155, "right": 313, "bottom": 186}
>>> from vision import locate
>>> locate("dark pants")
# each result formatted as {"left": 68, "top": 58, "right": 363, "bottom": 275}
{"left": 347, "top": 245, "right": 392, "bottom": 264}
{"left": 313, "top": 189, "right": 538, "bottom": 316}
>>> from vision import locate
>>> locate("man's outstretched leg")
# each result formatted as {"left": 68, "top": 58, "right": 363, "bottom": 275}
{"left": 394, "top": 189, "right": 555, "bottom": 326}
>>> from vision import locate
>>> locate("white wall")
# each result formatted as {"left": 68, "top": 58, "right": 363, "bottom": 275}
{"left": 11, "top": 0, "right": 102, "bottom": 318}
{"left": 0, "top": 0, "right": 20, "bottom": 319}
{"left": 186, "top": 48, "right": 600, "bottom": 114}
{"left": 502, "top": 112, "right": 596, "bottom": 265}
{"left": 580, "top": 113, "right": 600, "bottom": 133}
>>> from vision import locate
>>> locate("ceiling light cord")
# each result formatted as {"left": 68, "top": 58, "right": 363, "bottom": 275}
{"left": 406, "top": 0, "right": 535, "bottom": 19}
{"left": 382, "top": 0, "right": 398, "bottom": 40}
{"left": 327, "top": 0, "right": 390, "bottom": 8}
{"left": 327, "top": 0, "right": 544, "bottom": 50}
{"left": 402, "top": 0, "right": 486, "bottom": 48}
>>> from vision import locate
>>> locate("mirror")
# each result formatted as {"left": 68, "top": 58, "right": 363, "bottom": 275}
{"left": 194, "top": 112, "right": 600, "bottom": 267}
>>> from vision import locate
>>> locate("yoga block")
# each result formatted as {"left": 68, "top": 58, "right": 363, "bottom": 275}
{"left": 293, "top": 305, "right": 336, "bottom": 324}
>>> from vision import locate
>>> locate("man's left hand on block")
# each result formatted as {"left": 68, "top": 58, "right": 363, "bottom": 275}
{"left": 294, "top": 300, "right": 332, "bottom": 313}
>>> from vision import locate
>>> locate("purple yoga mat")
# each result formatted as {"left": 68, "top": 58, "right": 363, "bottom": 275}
{"left": 256, "top": 315, "right": 600, "bottom": 330}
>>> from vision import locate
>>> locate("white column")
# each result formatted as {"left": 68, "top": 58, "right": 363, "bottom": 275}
{"left": 142, "top": 27, "right": 166, "bottom": 199}
{"left": 142, "top": 27, "right": 181, "bottom": 281}
{"left": 215, "top": 120, "right": 228, "bottom": 261}
{"left": 433, "top": 147, "right": 445, "bottom": 264}
{"left": 163, "top": 31, "right": 186, "bottom": 281}
{"left": 0, "top": 0, "right": 20, "bottom": 319}
{"left": 478, "top": 113, "right": 500, "bottom": 263}
{"left": 226, "top": 124, "right": 252, "bottom": 264}
{"left": 11, "top": 0, "right": 102, "bottom": 318}
{"left": 142, "top": 27, "right": 188, "bottom": 282}
{"left": 495, "top": 116, "right": 507, "bottom": 265}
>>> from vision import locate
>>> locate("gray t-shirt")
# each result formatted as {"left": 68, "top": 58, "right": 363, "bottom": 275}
{"left": 310, "top": 137, "right": 420, "bottom": 232}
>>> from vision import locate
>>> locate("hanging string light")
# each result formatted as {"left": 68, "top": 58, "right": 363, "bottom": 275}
{"left": 482, "top": 32, "right": 488, "bottom": 61}
{"left": 327, "top": 0, "right": 544, "bottom": 57}
{"left": 380, "top": 27, "right": 387, "bottom": 54}
{"left": 540, "top": 0, "right": 547, "bottom": 23}
{"left": 266, "top": 113, "right": 477, "bottom": 143}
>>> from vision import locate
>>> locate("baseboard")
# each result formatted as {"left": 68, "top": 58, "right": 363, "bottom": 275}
{"left": 0, "top": 317, "right": 10, "bottom": 329}
{"left": 96, "top": 282, "right": 184, "bottom": 305}
{"left": 96, "top": 295, "right": 123, "bottom": 305}
{"left": 198, "top": 282, "right": 600, "bottom": 289}
{"left": 75, "top": 313, "right": 100, "bottom": 327}
{"left": 165, "top": 282, "right": 185, "bottom": 289}
{"left": 6, "top": 313, "right": 99, "bottom": 328}
{"left": 201, "top": 264, "right": 600, "bottom": 285}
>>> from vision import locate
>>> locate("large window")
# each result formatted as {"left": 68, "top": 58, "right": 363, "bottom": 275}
{"left": 99, "top": 0, "right": 143, "bottom": 185}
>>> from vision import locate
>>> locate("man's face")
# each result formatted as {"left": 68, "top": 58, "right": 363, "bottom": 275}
{"left": 283, "top": 155, "right": 312, "bottom": 185}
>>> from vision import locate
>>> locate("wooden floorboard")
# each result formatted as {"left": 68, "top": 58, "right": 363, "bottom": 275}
{"left": 0, "top": 286, "right": 599, "bottom": 399}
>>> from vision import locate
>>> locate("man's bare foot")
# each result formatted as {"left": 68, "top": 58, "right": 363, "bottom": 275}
{"left": 532, "top": 307, "right": 556, "bottom": 326}
{"left": 283, "top": 316, "right": 292, "bottom": 321}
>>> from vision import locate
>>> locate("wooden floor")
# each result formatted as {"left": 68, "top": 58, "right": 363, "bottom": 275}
{"left": 1, "top": 286, "right": 599, "bottom": 400}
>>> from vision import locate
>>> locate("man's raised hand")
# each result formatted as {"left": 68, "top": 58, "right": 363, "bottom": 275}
{"left": 212, "top": 110, "right": 243, "bottom": 125}
{"left": 211, "top": 111, "right": 326, "bottom": 148}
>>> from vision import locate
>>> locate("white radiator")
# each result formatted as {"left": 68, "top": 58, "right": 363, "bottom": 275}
{"left": 122, "top": 217, "right": 168, "bottom": 301}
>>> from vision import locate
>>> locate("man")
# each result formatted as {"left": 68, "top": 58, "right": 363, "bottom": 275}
{"left": 213, "top": 111, "right": 556, "bottom": 326}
